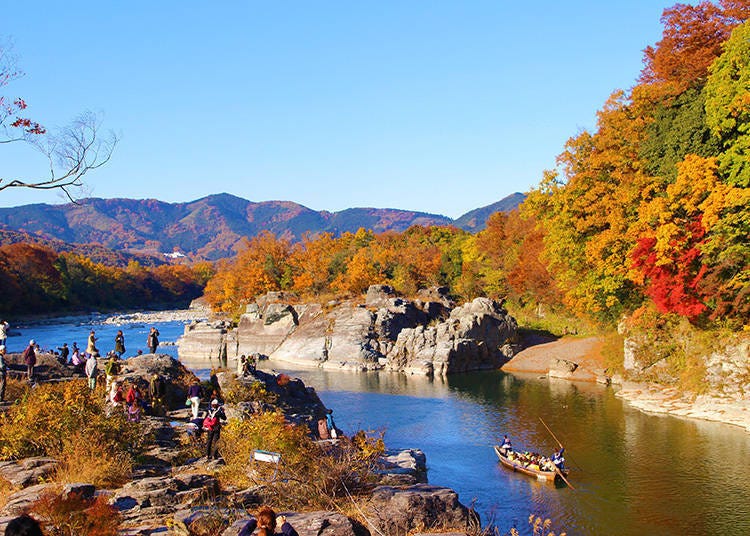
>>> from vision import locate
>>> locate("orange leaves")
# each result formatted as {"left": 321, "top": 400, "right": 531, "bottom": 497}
{"left": 640, "top": 1, "right": 739, "bottom": 93}
{"left": 203, "top": 231, "right": 292, "bottom": 312}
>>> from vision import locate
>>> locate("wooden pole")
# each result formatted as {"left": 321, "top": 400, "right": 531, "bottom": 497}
{"left": 539, "top": 417, "right": 563, "bottom": 449}
{"left": 539, "top": 417, "right": 576, "bottom": 490}
{"left": 553, "top": 463, "right": 576, "bottom": 490}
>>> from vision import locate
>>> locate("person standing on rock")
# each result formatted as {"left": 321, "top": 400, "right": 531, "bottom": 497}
{"left": 85, "top": 353, "right": 98, "bottom": 391}
{"left": 203, "top": 398, "right": 227, "bottom": 460}
{"left": 187, "top": 378, "right": 203, "bottom": 420}
{"left": 22, "top": 339, "right": 36, "bottom": 382}
{"left": 104, "top": 353, "right": 120, "bottom": 393}
{"left": 147, "top": 327, "right": 160, "bottom": 354}
{"left": 0, "top": 320, "right": 9, "bottom": 347}
{"left": 114, "top": 330, "right": 126, "bottom": 357}
{"left": 149, "top": 373, "right": 166, "bottom": 414}
{"left": 325, "top": 409, "right": 338, "bottom": 439}
{"left": 57, "top": 342, "right": 70, "bottom": 364}
{"left": 0, "top": 345, "right": 7, "bottom": 402}
{"left": 86, "top": 330, "right": 99, "bottom": 358}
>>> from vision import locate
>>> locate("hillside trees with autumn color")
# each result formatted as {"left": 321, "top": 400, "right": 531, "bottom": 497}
{"left": 520, "top": 1, "right": 748, "bottom": 330}
{"left": 0, "top": 243, "right": 206, "bottom": 315}
{"left": 202, "top": 225, "right": 490, "bottom": 314}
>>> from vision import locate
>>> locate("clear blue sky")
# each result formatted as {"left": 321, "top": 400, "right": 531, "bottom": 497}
{"left": 1, "top": 1, "right": 680, "bottom": 219}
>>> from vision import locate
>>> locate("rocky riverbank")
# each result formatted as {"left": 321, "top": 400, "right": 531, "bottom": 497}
{"left": 11, "top": 305, "right": 210, "bottom": 330}
{"left": 0, "top": 355, "right": 474, "bottom": 535}
{"left": 503, "top": 333, "right": 750, "bottom": 433}
{"left": 179, "top": 286, "right": 518, "bottom": 376}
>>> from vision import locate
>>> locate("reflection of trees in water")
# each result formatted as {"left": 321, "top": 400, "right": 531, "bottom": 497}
{"left": 269, "top": 365, "right": 453, "bottom": 398}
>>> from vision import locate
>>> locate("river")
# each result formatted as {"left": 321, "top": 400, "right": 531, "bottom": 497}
{"left": 11, "top": 315, "right": 750, "bottom": 536}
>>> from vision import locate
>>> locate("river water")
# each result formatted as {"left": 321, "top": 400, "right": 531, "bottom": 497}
{"left": 11, "top": 316, "right": 750, "bottom": 536}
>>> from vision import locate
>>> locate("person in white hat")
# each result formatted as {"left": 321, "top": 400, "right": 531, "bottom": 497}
{"left": 204, "top": 398, "right": 226, "bottom": 460}
{"left": 22, "top": 340, "right": 36, "bottom": 382}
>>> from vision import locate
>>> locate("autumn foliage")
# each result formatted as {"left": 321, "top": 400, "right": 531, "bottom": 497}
{"left": 0, "top": 242, "right": 207, "bottom": 315}
{"left": 522, "top": 2, "right": 749, "bottom": 327}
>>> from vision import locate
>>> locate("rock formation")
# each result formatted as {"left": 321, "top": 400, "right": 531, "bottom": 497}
{"left": 179, "top": 286, "right": 518, "bottom": 376}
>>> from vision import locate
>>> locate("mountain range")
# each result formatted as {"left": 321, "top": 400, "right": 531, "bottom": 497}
{"left": 0, "top": 192, "right": 525, "bottom": 261}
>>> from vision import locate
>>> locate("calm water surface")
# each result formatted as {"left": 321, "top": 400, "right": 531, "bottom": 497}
{"left": 279, "top": 368, "right": 750, "bottom": 536}
{"left": 13, "top": 316, "right": 750, "bottom": 535}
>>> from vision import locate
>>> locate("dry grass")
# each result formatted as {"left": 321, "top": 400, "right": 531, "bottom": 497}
{"left": 0, "top": 476, "right": 17, "bottom": 511}
{"left": 222, "top": 375, "right": 277, "bottom": 405}
{"left": 218, "top": 410, "right": 384, "bottom": 511}
{"left": 0, "top": 380, "right": 148, "bottom": 487}
{"left": 32, "top": 488, "right": 121, "bottom": 536}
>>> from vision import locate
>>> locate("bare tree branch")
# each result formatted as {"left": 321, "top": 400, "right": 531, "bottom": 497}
{"left": 1, "top": 40, "right": 117, "bottom": 202}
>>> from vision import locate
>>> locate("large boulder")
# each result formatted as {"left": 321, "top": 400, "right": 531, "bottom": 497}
{"left": 366, "top": 484, "right": 472, "bottom": 535}
{"left": 386, "top": 297, "right": 517, "bottom": 376}
{"left": 115, "top": 353, "right": 198, "bottom": 410}
{"left": 178, "top": 320, "right": 230, "bottom": 361}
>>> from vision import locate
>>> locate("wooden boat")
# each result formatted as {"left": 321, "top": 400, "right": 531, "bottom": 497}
{"left": 493, "top": 445, "right": 569, "bottom": 482}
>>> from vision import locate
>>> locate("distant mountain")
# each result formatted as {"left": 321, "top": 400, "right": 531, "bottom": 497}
{"left": 0, "top": 192, "right": 524, "bottom": 260}
{"left": 454, "top": 192, "right": 527, "bottom": 232}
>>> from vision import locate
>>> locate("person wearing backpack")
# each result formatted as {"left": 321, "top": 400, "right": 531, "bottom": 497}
{"left": 203, "top": 399, "right": 226, "bottom": 460}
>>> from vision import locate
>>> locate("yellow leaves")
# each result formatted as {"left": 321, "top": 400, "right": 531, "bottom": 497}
{"left": 668, "top": 155, "right": 719, "bottom": 214}
{"left": 0, "top": 381, "right": 146, "bottom": 480}
{"left": 332, "top": 248, "right": 382, "bottom": 295}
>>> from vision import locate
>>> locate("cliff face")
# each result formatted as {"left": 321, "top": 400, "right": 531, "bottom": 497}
{"left": 178, "top": 286, "right": 518, "bottom": 376}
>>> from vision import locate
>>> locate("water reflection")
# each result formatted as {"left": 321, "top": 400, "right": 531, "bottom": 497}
{"left": 278, "top": 365, "right": 750, "bottom": 536}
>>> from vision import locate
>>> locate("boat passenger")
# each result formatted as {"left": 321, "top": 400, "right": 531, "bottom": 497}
{"left": 500, "top": 435, "right": 512, "bottom": 450}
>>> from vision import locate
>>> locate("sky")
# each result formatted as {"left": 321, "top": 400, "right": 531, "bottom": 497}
{"left": 1, "top": 1, "right": 682, "bottom": 219}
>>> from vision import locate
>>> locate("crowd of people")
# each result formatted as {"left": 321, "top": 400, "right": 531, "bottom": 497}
{"left": 499, "top": 435, "right": 566, "bottom": 473}
{"left": 0, "top": 318, "right": 352, "bottom": 535}
{"left": 0, "top": 318, "right": 344, "bottom": 464}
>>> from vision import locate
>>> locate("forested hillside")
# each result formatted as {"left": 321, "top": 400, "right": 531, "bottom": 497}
{"left": 523, "top": 1, "right": 749, "bottom": 328}
{"left": 0, "top": 242, "right": 212, "bottom": 315}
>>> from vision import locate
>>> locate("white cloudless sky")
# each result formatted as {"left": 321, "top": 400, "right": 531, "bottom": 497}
{"left": 1, "top": 1, "right": 681, "bottom": 218}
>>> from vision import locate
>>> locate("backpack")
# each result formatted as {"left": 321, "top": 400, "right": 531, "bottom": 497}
{"left": 203, "top": 415, "right": 218, "bottom": 431}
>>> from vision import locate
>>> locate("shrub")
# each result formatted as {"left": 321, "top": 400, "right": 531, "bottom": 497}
{"left": 218, "top": 410, "right": 384, "bottom": 510}
{"left": 32, "top": 489, "right": 121, "bottom": 536}
{"left": 0, "top": 380, "right": 147, "bottom": 487}
{"left": 221, "top": 376, "right": 277, "bottom": 405}
{"left": 3, "top": 376, "right": 31, "bottom": 402}
{"left": 600, "top": 331, "right": 625, "bottom": 373}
